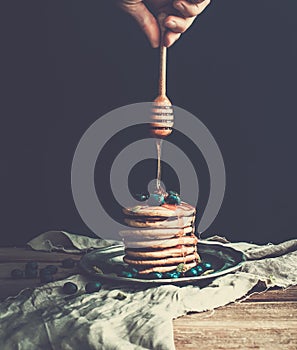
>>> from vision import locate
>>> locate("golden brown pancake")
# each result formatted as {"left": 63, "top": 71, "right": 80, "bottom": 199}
{"left": 124, "top": 215, "right": 195, "bottom": 228}
{"left": 121, "top": 200, "right": 199, "bottom": 275}
{"left": 123, "top": 235, "right": 198, "bottom": 249}
{"left": 119, "top": 226, "right": 194, "bottom": 240}
{"left": 124, "top": 253, "right": 198, "bottom": 267}
{"left": 123, "top": 202, "right": 195, "bottom": 218}
{"left": 137, "top": 261, "right": 198, "bottom": 275}
{"left": 125, "top": 244, "right": 197, "bottom": 259}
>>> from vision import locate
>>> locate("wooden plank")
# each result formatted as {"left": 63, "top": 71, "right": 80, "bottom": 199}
{"left": 0, "top": 247, "right": 82, "bottom": 262}
{"left": 173, "top": 302, "right": 297, "bottom": 350}
{"left": 0, "top": 261, "right": 79, "bottom": 300}
{"left": 0, "top": 272, "right": 78, "bottom": 301}
{"left": 0, "top": 249, "right": 81, "bottom": 300}
{"left": 245, "top": 285, "right": 297, "bottom": 302}
{"left": 0, "top": 262, "right": 79, "bottom": 279}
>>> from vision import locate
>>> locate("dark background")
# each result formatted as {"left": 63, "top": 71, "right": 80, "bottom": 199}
{"left": 1, "top": 1, "right": 296, "bottom": 246}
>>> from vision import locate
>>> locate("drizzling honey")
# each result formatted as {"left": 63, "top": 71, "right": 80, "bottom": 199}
{"left": 155, "top": 138, "right": 166, "bottom": 195}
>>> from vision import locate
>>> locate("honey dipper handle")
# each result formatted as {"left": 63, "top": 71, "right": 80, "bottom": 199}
{"left": 158, "top": 13, "right": 167, "bottom": 97}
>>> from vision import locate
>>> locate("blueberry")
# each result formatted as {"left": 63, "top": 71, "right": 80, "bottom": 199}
{"left": 127, "top": 267, "right": 139, "bottom": 277}
{"left": 195, "top": 265, "right": 204, "bottom": 275}
{"left": 168, "top": 190, "right": 179, "bottom": 196}
{"left": 202, "top": 262, "right": 212, "bottom": 270}
{"left": 85, "top": 281, "right": 102, "bottom": 294}
{"left": 164, "top": 271, "right": 181, "bottom": 279}
{"left": 44, "top": 265, "right": 58, "bottom": 274}
{"left": 61, "top": 258, "right": 76, "bottom": 268}
{"left": 135, "top": 193, "right": 150, "bottom": 202}
{"left": 25, "top": 261, "right": 38, "bottom": 270}
{"left": 142, "top": 272, "right": 163, "bottom": 279}
{"left": 39, "top": 268, "right": 52, "bottom": 277}
{"left": 40, "top": 273, "right": 54, "bottom": 283}
{"left": 150, "top": 272, "right": 163, "bottom": 279}
{"left": 147, "top": 193, "right": 165, "bottom": 206}
{"left": 25, "top": 269, "right": 38, "bottom": 278}
{"left": 11, "top": 269, "right": 24, "bottom": 279}
{"left": 120, "top": 271, "right": 134, "bottom": 278}
{"left": 165, "top": 194, "right": 181, "bottom": 205}
{"left": 185, "top": 267, "right": 199, "bottom": 277}
{"left": 63, "top": 282, "right": 78, "bottom": 294}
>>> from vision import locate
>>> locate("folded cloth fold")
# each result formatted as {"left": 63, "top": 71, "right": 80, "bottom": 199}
{"left": 0, "top": 231, "right": 296, "bottom": 350}
{"left": 27, "top": 230, "right": 121, "bottom": 253}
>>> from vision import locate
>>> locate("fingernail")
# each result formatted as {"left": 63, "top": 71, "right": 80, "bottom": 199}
{"left": 166, "top": 20, "right": 176, "bottom": 29}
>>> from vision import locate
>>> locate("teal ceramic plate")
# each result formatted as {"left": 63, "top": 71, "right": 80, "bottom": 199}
{"left": 79, "top": 240, "right": 246, "bottom": 285}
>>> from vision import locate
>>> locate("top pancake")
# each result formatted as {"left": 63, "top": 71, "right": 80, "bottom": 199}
{"left": 123, "top": 202, "right": 196, "bottom": 218}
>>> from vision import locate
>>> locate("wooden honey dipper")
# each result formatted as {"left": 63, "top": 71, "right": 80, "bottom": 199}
{"left": 150, "top": 13, "right": 174, "bottom": 138}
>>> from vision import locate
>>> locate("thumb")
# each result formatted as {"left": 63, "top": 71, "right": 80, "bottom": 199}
{"left": 119, "top": 1, "right": 160, "bottom": 48}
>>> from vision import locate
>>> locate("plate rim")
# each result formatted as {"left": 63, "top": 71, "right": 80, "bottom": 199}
{"left": 79, "top": 241, "right": 246, "bottom": 285}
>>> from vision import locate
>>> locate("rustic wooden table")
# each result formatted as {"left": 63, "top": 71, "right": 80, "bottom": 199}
{"left": 1, "top": 247, "right": 296, "bottom": 349}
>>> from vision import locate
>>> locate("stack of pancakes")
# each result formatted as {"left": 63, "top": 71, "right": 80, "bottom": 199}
{"left": 120, "top": 202, "right": 200, "bottom": 275}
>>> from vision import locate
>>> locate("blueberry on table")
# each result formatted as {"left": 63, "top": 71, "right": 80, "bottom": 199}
{"left": 147, "top": 193, "right": 165, "bottom": 206}
{"left": 85, "top": 281, "right": 102, "bottom": 294}
{"left": 25, "top": 269, "right": 38, "bottom": 278}
{"left": 11, "top": 269, "right": 24, "bottom": 279}
{"left": 44, "top": 265, "right": 58, "bottom": 274}
{"left": 61, "top": 258, "right": 76, "bottom": 268}
{"left": 25, "top": 261, "right": 38, "bottom": 270}
{"left": 39, "top": 268, "right": 53, "bottom": 276}
{"left": 40, "top": 273, "right": 54, "bottom": 283}
{"left": 63, "top": 282, "right": 78, "bottom": 294}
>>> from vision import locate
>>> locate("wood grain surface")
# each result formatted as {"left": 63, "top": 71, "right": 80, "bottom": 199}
{"left": 0, "top": 247, "right": 296, "bottom": 349}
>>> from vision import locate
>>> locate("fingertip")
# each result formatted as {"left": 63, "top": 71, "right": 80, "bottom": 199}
{"left": 151, "top": 35, "right": 160, "bottom": 48}
{"left": 164, "top": 32, "right": 181, "bottom": 48}
{"left": 145, "top": 30, "right": 159, "bottom": 48}
{"left": 149, "top": 34, "right": 160, "bottom": 48}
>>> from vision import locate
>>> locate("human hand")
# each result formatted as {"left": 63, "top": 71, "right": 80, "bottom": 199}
{"left": 118, "top": 0, "right": 211, "bottom": 48}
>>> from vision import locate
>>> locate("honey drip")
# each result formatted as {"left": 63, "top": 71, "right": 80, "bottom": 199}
{"left": 155, "top": 139, "right": 166, "bottom": 195}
